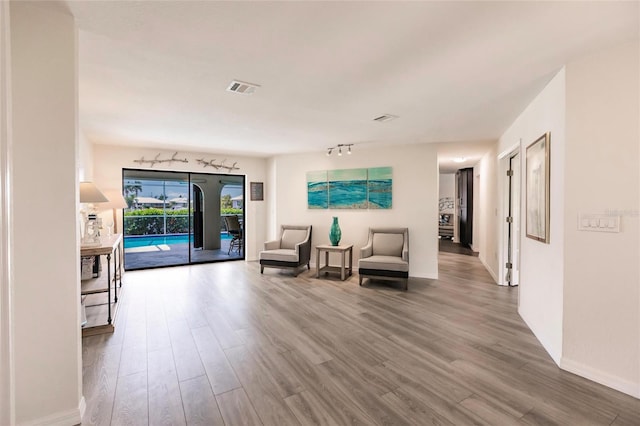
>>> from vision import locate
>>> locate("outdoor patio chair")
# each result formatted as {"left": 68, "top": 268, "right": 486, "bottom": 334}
{"left": 224, "top": 215, "right": 243, "bottom": 255}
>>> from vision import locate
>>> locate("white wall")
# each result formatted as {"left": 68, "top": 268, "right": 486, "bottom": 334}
{"left": 9, "top": 2, "right": 84, "bottom": 424}
{"left": 438, "top": 173, "right": 455, "bottom": 214}
{"left": 270, "top": 144, "right": 439, "bottom": 279}
{"left": 266, "top": 157, "right": 277, "bottom": 239}
{"left": 562, "top": 41, "right": 639, "bottom": 397}
{"left": 497, "top": 40, "right": 640, "bottom": 398}
{"left": 475, "top": 144, "right": 499, "bottom": 283}
{"left": 498, "top": 68, "right": 566, "bottom": 363}
{"left": 92, "top": 143, "right": 439, "bottom": 275}
{"left": 78, "top": 130, "right": 93, "bottom": 181}
{"left": 92, "top": 144, "right": 269, "bottom": 261}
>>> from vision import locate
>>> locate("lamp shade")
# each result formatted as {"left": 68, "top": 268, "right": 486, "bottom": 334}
{"left": 79, "top": 182, "right": 108, "bottom": 203}
{"left": 101, "top": 189, "right": 128, "bottom": 210}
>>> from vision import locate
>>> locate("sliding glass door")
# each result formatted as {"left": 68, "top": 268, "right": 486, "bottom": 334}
{"left": 189, "top": 173, "right": 245, "bottom": 263}
{"left": 122, "top": 169, "right": 244, "bottom": 270}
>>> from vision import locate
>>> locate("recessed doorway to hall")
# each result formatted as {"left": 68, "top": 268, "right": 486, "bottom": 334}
{"left": 122, "top": 169, "right": 245, "bottom": 270}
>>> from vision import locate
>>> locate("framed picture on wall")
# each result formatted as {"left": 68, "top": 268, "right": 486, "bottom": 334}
{"left": 525, "top": 132, "right": 550, "bottom": 243}
{"left": 250, "top": 182, "right": 264, "bottom": 201}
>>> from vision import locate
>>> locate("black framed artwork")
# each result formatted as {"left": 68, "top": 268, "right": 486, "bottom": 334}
{"left": 250, "top": 182, "right": 264, "bottom": 201}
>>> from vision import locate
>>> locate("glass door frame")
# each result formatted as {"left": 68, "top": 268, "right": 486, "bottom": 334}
{"left": 122, "top": 168, "right": 245, "bottom": 271}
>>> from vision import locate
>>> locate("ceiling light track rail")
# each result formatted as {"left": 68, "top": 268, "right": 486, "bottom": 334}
{"left": 326, "top": 144, "right": 353, "bottom": 156}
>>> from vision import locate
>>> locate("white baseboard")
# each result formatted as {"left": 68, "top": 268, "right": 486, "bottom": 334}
{"left": 478, "top": 254, "right": 498, "bottom": 284}
{"left": 560, "top": 357, "right": 640, "bottom": 399}
{"left": 518, "top": 309, "right": 562, "bottom": 365}
{"left": 416, "top": 272, "right": 438, "bottom": 280}
{"left": 78, "top": 397, "right": 86, "bottom": 423}
{"left": 19, "top": 400, "right": 83, "bottom": 426}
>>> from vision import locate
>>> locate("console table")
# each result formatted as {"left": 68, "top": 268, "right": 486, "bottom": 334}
{"left": 80, "top": 233, "right": 123, "bottom": 336}
{"left": 315, "top": 244, "right": 353, "bottom": 281}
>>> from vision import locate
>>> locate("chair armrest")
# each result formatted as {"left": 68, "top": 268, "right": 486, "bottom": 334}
{"left": 402, "top": 248, "right": 409, "bottom": 263}
{"left": 360, "top": 243, "right": 373, "bottom": 259}
{"left": 402, "top": 234, "right": 409, "bottom": 262}
{"left": 295, "top": 238, "right": 312, "bottom": 264}
{"left": 264, "top": 240, "right": 280, "bottom": 250}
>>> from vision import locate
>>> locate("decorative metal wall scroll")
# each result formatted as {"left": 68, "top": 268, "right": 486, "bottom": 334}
{"left": 133, "top": 152, "right": 189, "bottom": 167}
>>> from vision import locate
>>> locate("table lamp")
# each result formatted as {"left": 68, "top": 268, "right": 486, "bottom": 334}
{"left": 101, "top": 189, "right": 128, "bottom": 235}
{"left": 80, "top": 181, "right": 108, "bottom": 246}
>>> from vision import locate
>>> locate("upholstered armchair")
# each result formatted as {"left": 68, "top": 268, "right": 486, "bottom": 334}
{"left": 259, "top": 225, "right": 312, "bottom": 276}
{"left": 358, "top": 227, "right": 409, "bottom": 290}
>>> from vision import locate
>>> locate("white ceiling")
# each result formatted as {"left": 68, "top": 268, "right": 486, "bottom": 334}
{"left": 63, "top": 1, "right": 638, "bottom": 160}
{"left": 436, "top": 139, "right": 498, "bottom": 174}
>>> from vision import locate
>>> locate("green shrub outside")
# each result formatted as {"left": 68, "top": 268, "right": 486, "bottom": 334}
{"left": 124, "top": 208, "right": 243, "bottom": 235}
{"left": 221, "top": 208, "right": 243, "bottom": 215}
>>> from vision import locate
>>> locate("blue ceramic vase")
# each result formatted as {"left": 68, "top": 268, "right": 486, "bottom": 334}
{"left": 329, "top": 217, "right": 342, "bottom": 246}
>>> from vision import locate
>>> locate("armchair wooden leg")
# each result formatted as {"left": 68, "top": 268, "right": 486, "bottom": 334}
{"left": 404, "top": 279, "right": 408, "bottom": 291}
{"left": 359, "top": 276, "right": 363, "bottom": 286}
{"left": 260, "top": 265, "right": 264, "bottom": 274}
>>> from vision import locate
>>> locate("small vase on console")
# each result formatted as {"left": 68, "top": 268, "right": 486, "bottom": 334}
{"left": 329, "top": 216, "right": 342, "bottom": 246}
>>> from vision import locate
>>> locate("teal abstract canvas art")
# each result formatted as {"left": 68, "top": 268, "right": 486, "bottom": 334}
{"left": 367, "top": 167, "right": 392, "bottom": 209}
{"left": 307, "top": 170, "right": 328, "bottom": 209}
{"left": 328, "top": 168, "right": 367, "bottom": 209}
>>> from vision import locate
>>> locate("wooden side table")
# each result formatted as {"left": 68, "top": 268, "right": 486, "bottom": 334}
{"left": 315, "top": 244, "right": 353, "bottom": 281}
{"left": 80, "top": 233, "right": 123, "bottom": 336}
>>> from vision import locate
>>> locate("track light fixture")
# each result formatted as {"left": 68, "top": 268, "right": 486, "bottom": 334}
{"left": 326, "top": 143, "right": 354, "bottom": 156}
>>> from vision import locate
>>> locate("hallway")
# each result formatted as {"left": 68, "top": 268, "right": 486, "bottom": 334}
{"left": 438, "top": 239, "right": 478, "bottom": 257}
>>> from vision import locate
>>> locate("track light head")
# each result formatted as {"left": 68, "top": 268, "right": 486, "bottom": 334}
{"left": 325, "top": 144, "right": 354, "bottom": 156}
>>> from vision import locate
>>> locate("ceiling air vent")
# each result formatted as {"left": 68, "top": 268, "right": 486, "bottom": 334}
{"left": 226, "top": 80, "right": 260, "bottom": 95}
{"left": 373, "top": 114, "right": 398, "bottom": 123}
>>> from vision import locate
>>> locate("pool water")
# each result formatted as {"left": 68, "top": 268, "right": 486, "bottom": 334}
{"left": 125, "top": 233, "right": 230, "bottom": 248}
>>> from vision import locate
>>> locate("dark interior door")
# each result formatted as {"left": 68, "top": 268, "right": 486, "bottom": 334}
{"left": 457, "top": 167, "right": 473, "bottom": 247}
{"left": 192, "top": 185, "right": 203, "bottom": 249}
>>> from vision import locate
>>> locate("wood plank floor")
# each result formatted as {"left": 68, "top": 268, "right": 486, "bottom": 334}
{"left": 82, "top": 252, "right": 640, "bottom": 425}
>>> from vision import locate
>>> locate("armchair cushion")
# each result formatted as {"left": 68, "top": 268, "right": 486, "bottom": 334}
{"left": 281, "top": 229, "right": 308, "bottom": 250}
{"left": 372, "top": 233, "right": 404, "bottom": 257}
{"left": 264, "top": 240, "right": 280, "bottom": 251}
{"left": 259, "top": 249, "right": 300, "bottom": 263}
{"left": 359, "top": 255, "right": 409, "bottom": 272}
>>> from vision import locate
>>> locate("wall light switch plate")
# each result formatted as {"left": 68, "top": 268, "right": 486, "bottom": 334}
{"left": 578, "top": 213, "right": 620, "bottom": 233}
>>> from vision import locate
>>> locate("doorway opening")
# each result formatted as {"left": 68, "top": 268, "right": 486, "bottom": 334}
{"left": 457, "top": 167, "right": 474, "bottom": 248}
{"left": 505, "top": 152, "right": 521, "bottom": 286}
{"left": 122, "top": 169, "right": 245, "bottom": 270}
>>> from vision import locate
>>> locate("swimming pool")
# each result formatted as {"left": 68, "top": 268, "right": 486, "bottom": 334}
{"left": 125, "top": 233, "right": 230, "bottom": 248}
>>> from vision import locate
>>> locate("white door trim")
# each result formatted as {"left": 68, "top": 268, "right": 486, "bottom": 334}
{"left": 0, "top": 0, "right": 15, "bottom": 423}
{"left": 498, "top": 142, "right": 521, "bottom": 287}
